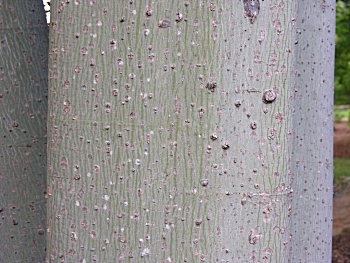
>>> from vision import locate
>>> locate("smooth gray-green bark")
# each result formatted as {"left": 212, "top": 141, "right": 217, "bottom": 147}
{"left": 289, "top": 1, "right": 334, "bottom": 261}
{"left": 0, "top": 1, "right": 48, "bottom": 262}
{"left": 47, "top": 1, "right": 334, "bottom": 262}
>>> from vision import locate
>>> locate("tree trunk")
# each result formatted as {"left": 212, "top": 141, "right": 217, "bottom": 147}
{"left": 0, "top": 1, "right": 48, "bottom": 262}
{"left": 47, "top": 1, "right": 334, "bottom": 262}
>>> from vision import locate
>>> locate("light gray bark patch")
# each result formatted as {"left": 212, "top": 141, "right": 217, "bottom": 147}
{"left": 158, "top": 19, "right": 171, "bottom": 28}
{"left": 243, "top": 0, "right": 260, "bottom": 24}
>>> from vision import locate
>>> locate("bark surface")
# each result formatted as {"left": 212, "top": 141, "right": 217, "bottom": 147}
{"left": 47, "top": 1, "right": 334, "bottom": 262}
{"left": 0, "top": 1, "right": 48, "bottom": 262}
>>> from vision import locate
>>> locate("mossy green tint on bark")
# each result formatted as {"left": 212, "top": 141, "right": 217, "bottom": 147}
{"left": 0, "top": 1, "right": 48, "bottom": 262}
{"left": 47, "top": 1, "right": 334, "bottom": 262}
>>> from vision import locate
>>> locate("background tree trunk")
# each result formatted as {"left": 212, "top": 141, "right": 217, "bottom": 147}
{"left": 47, "top": 1, "right": 334, "bottom": 262}
{"left": 289, "top": 1, "right": 334, "bottom": 261}
{"left": 0, "top": 1, "right": 48, "bottom": 262}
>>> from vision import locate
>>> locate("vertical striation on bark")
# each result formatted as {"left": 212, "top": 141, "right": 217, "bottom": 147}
{"left": 0, "top": 1, "right": 48, "bottom": 262}
{"left": 47, "top": 1, "right": 334, "bottom": 262}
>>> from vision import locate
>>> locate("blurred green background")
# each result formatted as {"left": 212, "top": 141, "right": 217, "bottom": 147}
{"left": 334, "top": 0, "right": 350, "bottom": 187}
{"left": 335, "top": 0, "right": 350, "bottom": 106}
